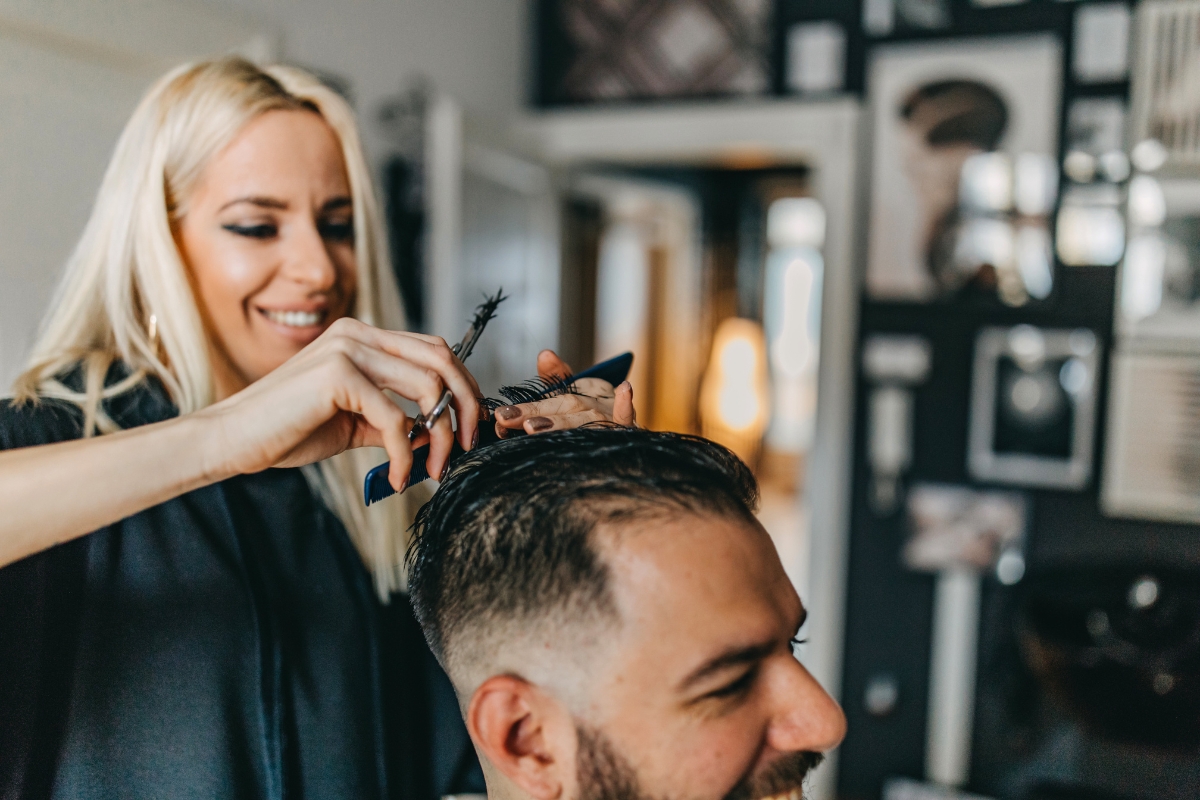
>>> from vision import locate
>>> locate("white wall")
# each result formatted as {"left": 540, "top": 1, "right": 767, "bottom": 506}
{"left": 205, "top": 0, "right": 530, "bottom": 164}
{"left": 0, "top": 0, "right": 267, "bottom": 385}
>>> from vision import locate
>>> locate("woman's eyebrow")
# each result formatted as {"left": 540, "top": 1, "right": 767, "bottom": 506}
{"left": 323, "top": 197, "right": 352, "bottom": 211}
{"left": 218, "top": 196, "right": 288, "bottom": 212}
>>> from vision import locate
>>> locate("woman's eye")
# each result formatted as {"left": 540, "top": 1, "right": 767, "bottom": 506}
{"left": 222, "top": 223, "right": 276, "bottom": 240}
{"left": 319, "top": 220, "right": 355, "bottom": 243}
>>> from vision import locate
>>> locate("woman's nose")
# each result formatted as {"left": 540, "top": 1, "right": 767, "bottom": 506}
{"left": 765, "top": 658, "right": 848, "bottom": 756}
{"left": 281, "top": 219, "right": 339, "bottom": 290}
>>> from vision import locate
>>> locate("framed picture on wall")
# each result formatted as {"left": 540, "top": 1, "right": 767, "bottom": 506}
{"left": 864, "top": 35, "right": 1062, "bottom": 305}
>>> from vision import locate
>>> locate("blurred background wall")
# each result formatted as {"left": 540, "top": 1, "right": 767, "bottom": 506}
{"left": 210, "top": 0, "right": 528, "bottom": 173}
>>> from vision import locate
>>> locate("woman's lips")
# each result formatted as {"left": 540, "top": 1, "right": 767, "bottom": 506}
{"left": 257, "top": 307, "right": 329, "bottom": 343}
{"left": 260, "top": 308, "right": 326, "bottom": 327}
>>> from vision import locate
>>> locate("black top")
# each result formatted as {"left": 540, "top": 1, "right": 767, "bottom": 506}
{"left": 0, "top": 372, "right": 482, "bottom": 800}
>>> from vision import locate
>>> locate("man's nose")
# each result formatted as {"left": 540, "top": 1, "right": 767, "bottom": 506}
{"left": 282, "top": 219, "right": 339, "bottom": 290}
{"left": 764, "top": 657, "right": 847, "bottom": 755}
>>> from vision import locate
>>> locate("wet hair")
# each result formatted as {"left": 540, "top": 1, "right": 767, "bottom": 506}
{"left": 406, "top": 426, "right": 759, "bottom": 678}
{"left": 900, "top": 79, "right": 1009, "bottom": 151}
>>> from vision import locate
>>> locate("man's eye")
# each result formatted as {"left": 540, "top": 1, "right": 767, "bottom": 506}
{"left": 789, "top": 636, "right": 808, "bottom": 655}
{"left": 319, "top": 220, "right": 355, "bottom": 243}
{"left": 707, "top": 667, "right": 757, "bottom": 700}
{"left": 222, "top": 223, "right": 276, "bottom": 239}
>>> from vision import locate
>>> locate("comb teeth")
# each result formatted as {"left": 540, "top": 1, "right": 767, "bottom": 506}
{"left": 496, "top": 376, "right": 579, "bottom": 406}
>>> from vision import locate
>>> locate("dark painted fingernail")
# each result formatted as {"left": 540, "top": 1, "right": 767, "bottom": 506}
{"left": 470, "top": 427, "right": 479, "bottom": 450}
{"left": 496, "top": 405, "right": 521, "bottom": 421}
{"left": 527, "top": 416, "right": 553, "bottom": 433}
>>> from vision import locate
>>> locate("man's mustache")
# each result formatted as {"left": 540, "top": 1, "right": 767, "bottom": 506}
{"left": 723, "top": 751, "right": 824, "bottom": 800}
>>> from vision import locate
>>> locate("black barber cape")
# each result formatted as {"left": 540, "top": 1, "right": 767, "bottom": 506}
{"left": 0, "top": 371, "right": 477, "bottom": 800}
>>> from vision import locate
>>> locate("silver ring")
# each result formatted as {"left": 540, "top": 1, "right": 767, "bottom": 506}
{"left": 425, "top": 389, "right": 454, "bottom": 428}
{"left": 408, "top": 389, "right": 454, "bottom": 441}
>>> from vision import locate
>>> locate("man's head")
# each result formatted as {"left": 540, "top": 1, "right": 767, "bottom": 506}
{"left": 408, "top": 427, "right": 845, "bottom": 800}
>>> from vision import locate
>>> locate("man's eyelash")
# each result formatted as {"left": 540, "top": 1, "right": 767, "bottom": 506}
{"left": 708, "top": 667, "right": 758, "bottom": 699}
{"left": 789, "top": 636, "right": 808, "bottom": 653}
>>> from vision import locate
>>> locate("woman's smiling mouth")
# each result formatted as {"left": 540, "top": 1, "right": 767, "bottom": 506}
{"left": 260, "top": 308, "right": 326, "bottom": 328}
{"left": 256, "top": 306, "right": 332, "bottom": 345}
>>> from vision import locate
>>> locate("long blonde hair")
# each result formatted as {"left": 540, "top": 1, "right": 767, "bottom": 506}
{"left": 12, "top": 57, "right": 424, "bottom": 599}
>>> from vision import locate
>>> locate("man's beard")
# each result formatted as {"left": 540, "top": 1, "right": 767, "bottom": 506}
{"left": 575, "top": 723, "right": 823, "bottom": 800}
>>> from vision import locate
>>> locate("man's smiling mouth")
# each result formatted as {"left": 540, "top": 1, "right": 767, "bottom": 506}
{"left": 759, "top": 790, "right": 802, "bottom": 800}
{"left": 725, "top": 751, "right": 823, "bottom": 800}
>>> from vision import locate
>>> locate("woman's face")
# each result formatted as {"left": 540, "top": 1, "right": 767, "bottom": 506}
{"left": 177, "top": 109, "right": 357, "bottom": 397}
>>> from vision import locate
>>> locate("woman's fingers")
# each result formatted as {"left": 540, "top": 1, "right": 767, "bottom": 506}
{"left": 370, "top": 331, "right": 480, "bottom": 450}
{"left": 331, "top": 366, "right": 414, "bottom": 491}
{"left": 367, "top": 328, "right": 484, "bottom": 398}
{"left": 495, "top": 391, "right": 608, "bottom": 430}
{"left": 537, "top": 349, "right": 573, "bottom": 381}
{"left": 393, "top": 337, "right": 478, "bottom": 450}
{"left": 521, "top": 408, "right": 609, "bottom": 434}
{"left": 571, "top": 377, "right": 616, "bottom": 398}
{"left": 423, "top": 395, "right": 456, "bottom": 481}
{"left": 492, "top": 373, "right": 637, "bottom": 435}
{"left": 207, "top": 320, "right": 476, "bottom": 482}
{"left": 323, "top": 320, "right": 480, "bottom": 450}
{"left": 613, "top": 381, "right": 637, "bottom": 427}
{"left": 335, "top": 343, "right": 456, "bottom": 476}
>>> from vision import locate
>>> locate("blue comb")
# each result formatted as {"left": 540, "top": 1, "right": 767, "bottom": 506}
{"left": 363, "top": 351, "right": 634, "bottom": 506}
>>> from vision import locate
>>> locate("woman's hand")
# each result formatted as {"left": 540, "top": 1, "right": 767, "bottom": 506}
{"left": 493, "top": 350, "right": 637, "bottom": 436}
{"left": 200, "top": 317, "right": 481, "bottom": 491}
{"left": 0, "top": 318, "right": 480, "bottom": 569}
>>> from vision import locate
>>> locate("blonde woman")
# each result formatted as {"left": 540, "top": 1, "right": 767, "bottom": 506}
{"left": 0, "top": 58, "right": 635, "bottom": 799}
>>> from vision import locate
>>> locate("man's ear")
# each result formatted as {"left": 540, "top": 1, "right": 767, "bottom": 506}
{"left": 467, "top": 675, "right": 577, "bottom": 800}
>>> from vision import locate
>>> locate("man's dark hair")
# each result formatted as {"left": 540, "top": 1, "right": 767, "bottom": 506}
{"left": 407, "top": 426, "right": 758, "bottom": 678}
{"left": 900, "top": 79, "right": 1009, "bottom": 151}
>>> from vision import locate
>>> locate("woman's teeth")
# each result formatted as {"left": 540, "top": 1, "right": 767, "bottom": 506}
{"left": 264, "top": 309, "right": 323, "bottom": 327}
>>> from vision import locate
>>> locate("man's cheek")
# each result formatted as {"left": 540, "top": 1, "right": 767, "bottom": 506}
{"left": 651, "top": 723, "right": 762, "bottom": 800}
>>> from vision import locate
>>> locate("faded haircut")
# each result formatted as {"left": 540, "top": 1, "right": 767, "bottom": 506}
{"left": 406, "top": 426, "right": 759, "bottom": 690}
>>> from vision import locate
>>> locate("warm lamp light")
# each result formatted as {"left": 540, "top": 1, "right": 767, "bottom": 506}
{"left": 700, "top": 318, "right": 770, "bottom": 465}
